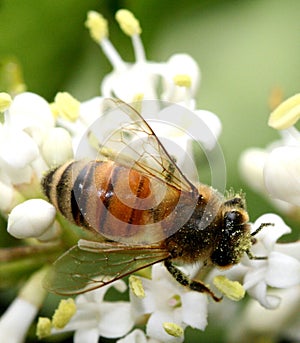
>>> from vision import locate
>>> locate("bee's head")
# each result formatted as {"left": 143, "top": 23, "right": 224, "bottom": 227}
{"left": 210, "top": 198, "right": 252, "bottom": 268}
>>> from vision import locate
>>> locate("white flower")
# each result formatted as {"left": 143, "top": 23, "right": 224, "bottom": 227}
{"left": 130, "top": 264, "right": 208, "bottom": 343}
{"left": 0, "top": 92, "right": 55, "bottom": 214}
{"left": 160, "top": 54, "right": 200, "bottom": 108}
{"left": 231, "top": 214, "right": 300, "bottom": 309}
{"left": 239, "top": 93, "right": 300, "bottom": 213}
{"left": 83, "top": 9, "right": 222, "bottom": 186}
{"left": 85, "top": 10, "right": 216, "bottom": 118}
{"left": 7, "top": 92, "right": 54, "bottom": 144}
{"left": 52, "top": 280, "right": 135, "bottom": 343}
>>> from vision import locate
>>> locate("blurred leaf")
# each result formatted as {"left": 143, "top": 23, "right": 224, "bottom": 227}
{"left": 0, "top": 0, "right": 109, "bottom": 99}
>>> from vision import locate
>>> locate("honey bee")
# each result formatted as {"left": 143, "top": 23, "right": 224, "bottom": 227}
{"left": 42, "top": 98, "right": 266, "bottom": 301}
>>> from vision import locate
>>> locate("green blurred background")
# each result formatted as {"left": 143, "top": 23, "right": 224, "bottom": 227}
{"left": 0, "top": 0, "right": 299, "bottom": 342}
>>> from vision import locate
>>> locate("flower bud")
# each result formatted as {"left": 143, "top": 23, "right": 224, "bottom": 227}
{"left": 7, "top": 199, "right": 56, "bottom": 239}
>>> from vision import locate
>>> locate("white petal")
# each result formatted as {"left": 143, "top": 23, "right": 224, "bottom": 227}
{"left": 264, "top": 146, "right": 300, "bottom": 206}
{"left": 42, "top": 127, "right": 73, "bottom": 167}
{"left": 130, "top": 277, "right": 156, "bottom": 315}
{"left": 0, "top": 298, "right": 37, "bottom": 343}
{"left": 97, "top": 302, "right": 134, "bottom": 338}
{"left": 161, "top": 54, "right": 200, "bottom": 99}
{"left": 9, "top": 92, "right": 54, "bottom": 131}
{"left": 116, "top": 329, "right": 148, "bottom": 343}
{"left": 101, "top": 64, "right": 157, "bottom": 102}
{"left": 275, "top": 241, "right": 300, "bottom": 260}
{"left": 239, "top": 148, "right": 268, "bottom": 193}
{"left": 0, "top": 180, "right": 24, "bottom": 214}
{"left": 193, "top": 110, "right": 222, "bottom": 149}
{"left": 74, "top": 328, "right": 99, "bottom": 343}
{"left": 153, "top": 104, "right": 221, "bottom": 150}
{"left": 243, "top": 266, "right": 267, "bottom": 290}
{"left": 31, "top": 155, "right": 49, "bottom": 180}
{"left": 80, "top": 97, "right": 103, "bottom": 126}
{"left": 251, "top": 213, "right": 291, "bottom": 252}
{"left": 7, "top": 199, "right": 56, "bottom": 239}
{"left": 247, "top": 281, "right": 281, "bottom": 309}
{"left": 266, "top": 251, "right": 300, "bottom": 287}
{"left": 76, "top": 280, "right": 127, "bottom": 305}
{"left": 147, "top": 311, "right": 184, "bottom": 343}
{"left": 238, "top": 286, "right": 300, "bottom": 335}
{"left": 181, "top": 292, "right": 207, "bottom": 330}
{"left": 0, "top": 163, "right": 33, "bottom": 185}
{"left": 0, "top": 129, "right": 39, "bottom": 168}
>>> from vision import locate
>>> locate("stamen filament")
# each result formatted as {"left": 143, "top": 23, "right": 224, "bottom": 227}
{"left": 100, "top": 38, "right": 126, "bottom": 71}
{"left": 131, "top": 34, "right": 146, "bottom": 62}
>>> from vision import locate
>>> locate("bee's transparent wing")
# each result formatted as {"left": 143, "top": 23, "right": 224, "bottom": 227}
{"left": 80, "top": 98, "right": 197, "bottom": 195}
{"left": 44, "top": 240, "right": 169, "bottom": 295}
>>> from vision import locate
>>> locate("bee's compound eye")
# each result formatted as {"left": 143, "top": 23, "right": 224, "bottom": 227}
{"left": 225, "top": 210, "right": 240, "bottom": 222}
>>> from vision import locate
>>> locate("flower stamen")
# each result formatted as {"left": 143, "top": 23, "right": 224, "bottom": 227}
{"left": 173, "top": 74, "right": 192, "bottom": 88}
{"left": 85, "top": 11, "right": 108, "bottom": 43}
{"left": 129, "top": 275, "right": 145, "bottom": 298}
{"left": 115, "top": 9, "right": 142, "bottom": 37}
{"left": 268, "top": 93, "right": 300, "bottom": 130}
{"left": 54, "top": 92, "right": 80, "bottom": 122}
{"left": 52, "top": 298, "right": 77, "bottom": 329}
{"left": 213, "top": 275, "right": 245, "bottom": 301}
{"left": 36, "top": 317, "right": 51, "bottom": 339}
{"left": 115, "top": 9, "right": 145, "bottom": 62}
{"left": 163, "top": 322, "right": 184, "bottom": 337}
{"left": 85, "top": 11, "right": 125, "bottom": 71}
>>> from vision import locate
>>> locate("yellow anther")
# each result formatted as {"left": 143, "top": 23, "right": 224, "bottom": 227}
{"left": 268, "top": 93, "right": 300, "bottom": 130}
{"left": 52, "top": 298, "right": 76, "bottom": 329}
{"left": 173, "top": 74, "right": 192, "bottom": 88}
{"left": 0, "top": 92, "right": 12, "bottom": 112}
{"left": 85, "top": 11, "right": 108, "bottom": 42}
{"left": 36, "top": 317, "right": 51, "bottom": 339}
{"left": 213, "top": 275, "right": 245, "bottom": 301}
{"left": 54, "top": 92, "right": 80, "bottom": 122}
{"left": 115, "top": 9, "right": 141, "bottom": 36}
{"left": 129, "top": 275, "right": 145, "bottom": 298}
{"left": 163, "top": 322, "right": 184, "bottom": 337}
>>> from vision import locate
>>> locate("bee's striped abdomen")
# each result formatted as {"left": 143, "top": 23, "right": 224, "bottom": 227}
{"left": 42, "top": 160, "right": 180, "bottom": 241}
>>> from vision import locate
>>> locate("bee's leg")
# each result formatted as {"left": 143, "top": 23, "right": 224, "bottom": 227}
{"left": 164, "top": 260, "right": 222, "bottom": 302}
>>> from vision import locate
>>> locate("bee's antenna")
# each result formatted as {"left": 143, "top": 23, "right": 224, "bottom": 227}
{"left": 251, "top": 222, "right": 274, "bottom": 237}
{"left": 247, "top": 222, "right": 274, "bottom": 260}
{"left": 246, "top": 250, "right": 267, "bottom": 260}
